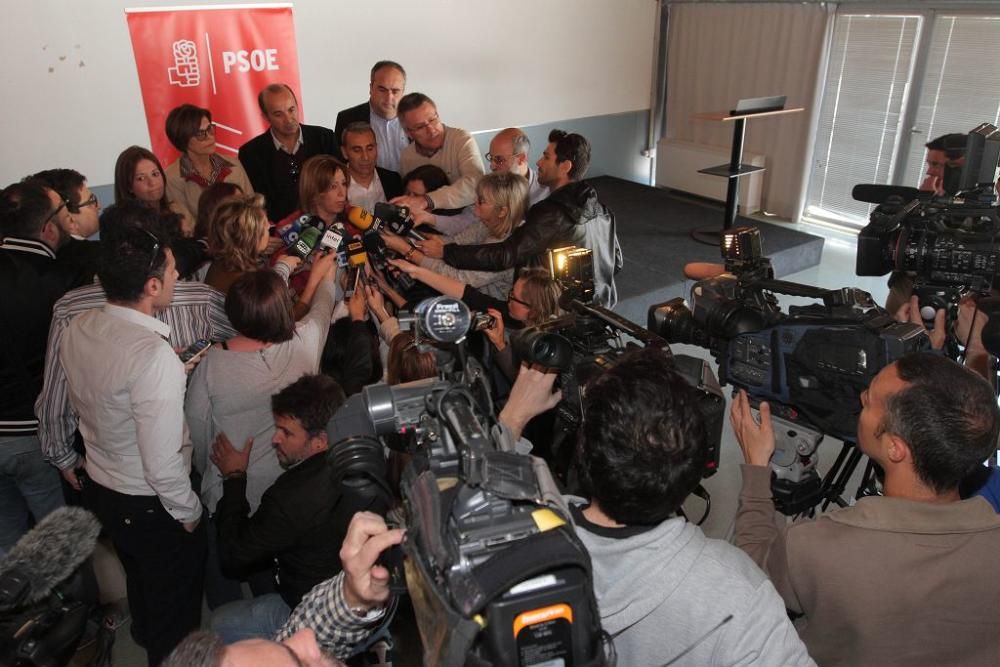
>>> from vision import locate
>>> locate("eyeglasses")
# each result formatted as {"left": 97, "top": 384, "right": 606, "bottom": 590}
{"left": 78, "top": 194, "right": 99, "bottom": 210}
{"left": 193, "top": 123, "right": 217, "bottom": 140}
{"left": 44, "top": 199, "right": 68, "bottom": 227}
{"left": 485, "top": 153, "right": 515, "bottom": 168}
{"left": 406, "top": 115, "right": 439, "bottom": 134}
{"left": 508, "top": 293, "right": 531, "bottom": 308}
{"left": 138, "top": 227, "right": 162, "bottom": 276}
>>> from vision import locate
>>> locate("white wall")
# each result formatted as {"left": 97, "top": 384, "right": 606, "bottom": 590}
{"left": 0, "top": 0, "right": 655, "bottom": 186}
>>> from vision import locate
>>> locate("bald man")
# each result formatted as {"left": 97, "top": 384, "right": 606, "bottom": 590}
{"left": 487, "top": 128, "right": 549, "bottom": 206}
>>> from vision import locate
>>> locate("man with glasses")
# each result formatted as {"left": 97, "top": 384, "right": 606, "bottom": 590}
{"left": 240, "top": 83, "right": 338, "bottom": 222}
{"left": 334, "top": 61, "right": 409, "bottom": 173}
{"left": 60, "top": 203, "right": 206, "bottom": 665}
{"left": 486, "top": 128, "right": 548, "bottom": 206}
{"left": 0, "top": 180, "right": 89, "bottom": 555}
{"left": 30, "top": 168, "right": 102, "bottom": 282}
{"left": 391, "top": 92, "right": 485, "bottom": 212}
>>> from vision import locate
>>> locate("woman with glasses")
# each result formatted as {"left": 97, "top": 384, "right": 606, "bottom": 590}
{"left": 164, "top": 104, "right": 253, "bottom": 226}
{"left": 114, "top": 145, "right": 194, "bottom": 235}
{"left": 381, "top": 171, "right": 528, "bottom": 301}
{"left": 381, "top": 260, "right": 562, "bottom": 383}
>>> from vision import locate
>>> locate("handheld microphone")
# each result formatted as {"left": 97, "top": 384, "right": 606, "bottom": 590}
{"left": 321, "top": 222, "right": 345, "bottom": 253}
{"left": 290, "top": 218, "right": 328, "bottom": 260}
{"left": 344, "top": 238, "right": 368, "bottom": 298}
{"left": 374, "top": 202, "right": 426, "bottom": 241}
{"left": 0, "top": 507, "right": 101, "bottom": 611}
{"left": 275, "top": 214, "right": 310, "bottom": 246}
{"left": 346, "top": 205, "right": 378, "bottom": 233}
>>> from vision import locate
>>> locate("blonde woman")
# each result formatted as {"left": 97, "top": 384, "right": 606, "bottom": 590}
{"left": 381, "top": 172, "right": 529, "bottom": 300}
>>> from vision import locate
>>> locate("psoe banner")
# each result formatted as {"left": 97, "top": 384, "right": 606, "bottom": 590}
{"left": 125, "top": 4, "right": 301, "bottom": 167}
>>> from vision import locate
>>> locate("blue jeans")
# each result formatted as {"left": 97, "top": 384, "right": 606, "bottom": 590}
{"left": 0, "top": 434, "right": 65, "bottom": 554}
{"left": 210, "top": 593, "right": 291, "bottom": 643}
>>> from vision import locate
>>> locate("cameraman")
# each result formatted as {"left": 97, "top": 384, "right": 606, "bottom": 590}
{"left": 731, "top": 351, "right": 1000, "bottom": 665}
{"left": 500, "top": 350, "right": 813, "bottom": 666}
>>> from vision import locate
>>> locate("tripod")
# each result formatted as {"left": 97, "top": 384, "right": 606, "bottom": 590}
{"left": 774, "top": 440, "right": 880, "bottom": 518}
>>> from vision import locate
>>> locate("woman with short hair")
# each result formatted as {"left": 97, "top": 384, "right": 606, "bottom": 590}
{"left": 164, "top": 104, "right": 253, "bottom": 223}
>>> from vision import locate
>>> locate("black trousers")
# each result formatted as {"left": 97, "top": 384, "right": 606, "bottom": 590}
{"left": 84, "top": 480, "right": 206, "bottom": 666}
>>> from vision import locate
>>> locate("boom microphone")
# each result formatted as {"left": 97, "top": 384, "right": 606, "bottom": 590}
{"left": 0, "top": 507, "right": 101, "bottom": 611}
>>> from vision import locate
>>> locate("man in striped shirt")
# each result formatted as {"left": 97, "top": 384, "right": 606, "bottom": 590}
{"left": 36, "top": 266, "right": 236, "bottom": 487}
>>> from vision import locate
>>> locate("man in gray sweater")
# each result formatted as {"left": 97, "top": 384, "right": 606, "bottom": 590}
{"left": 502, "top": 350, "right": 813, "bottom": 666}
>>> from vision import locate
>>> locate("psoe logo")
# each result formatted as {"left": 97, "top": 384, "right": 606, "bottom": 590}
{"left": 168, "top": 40, "right": 200, "bottom": 87}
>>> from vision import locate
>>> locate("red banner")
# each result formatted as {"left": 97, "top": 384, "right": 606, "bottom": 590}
{"left": 125, "top": 4, "right": 301, "bottom": 167}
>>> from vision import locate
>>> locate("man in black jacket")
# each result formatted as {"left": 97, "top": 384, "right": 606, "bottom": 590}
{"left": 208, "top": 374, "right": 384, "bottom": 642}
{"left": 334, "top": 61, "right": 408, "bottom": 173}
{"left": 0, "top": 180, "right": 86, "bottom": 552}
{"left": 239, "top": 83, "right": 338, "bottom": 221}
{"left": 341, "top": 121, "right": 404, "bottom": 212}
{"left": 426, "top": 130, "right": 623, "bottom": 308}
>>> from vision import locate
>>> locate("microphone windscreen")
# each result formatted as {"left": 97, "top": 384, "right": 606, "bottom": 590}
{"left": 346, "top": 206, "right": 375, "bottom": 231}
{"left": 0, "top": 507, "right": 101, "bottom": 610}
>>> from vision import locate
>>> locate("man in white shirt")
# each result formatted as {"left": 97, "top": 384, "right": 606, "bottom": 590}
{"left": 341, "top": 121, "right": 403, "bottom": 213}
{"left": 334, "top": 61, "right": 409, "bottom": 173}
{"left": 60, "top": 202, "right": 205, "bottom": 666}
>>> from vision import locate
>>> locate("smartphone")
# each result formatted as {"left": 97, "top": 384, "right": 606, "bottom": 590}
{"left": 179, "top": 338, "right": 212, "bottom": 364}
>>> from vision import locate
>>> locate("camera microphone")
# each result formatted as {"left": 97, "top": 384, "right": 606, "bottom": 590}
{"left": 0, "top": 507, "right": 101, "bottom": 611}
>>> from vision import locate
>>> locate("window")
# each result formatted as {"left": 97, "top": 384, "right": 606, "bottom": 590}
{"left": 804, "top": 14, "right": 922, "bottom": 228}
{"left": 804, "top": 11, "right": 1000, "bottom": 230}
{"left": 900, "top": 15, "right": 1000, "bottom": 188}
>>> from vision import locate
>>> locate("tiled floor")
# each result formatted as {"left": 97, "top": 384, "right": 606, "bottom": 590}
{"left": 108, "top": 223, "right": 881, "bottom": 664}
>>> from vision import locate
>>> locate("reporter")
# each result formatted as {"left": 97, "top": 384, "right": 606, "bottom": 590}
{"left": 203, "top": 194, "right": 274, "bottom": 294}
{"left": 381, "top": 171, "right": 528, "bottom": 300}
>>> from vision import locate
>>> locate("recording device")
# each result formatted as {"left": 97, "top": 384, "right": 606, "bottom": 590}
{"left": 345, "top": 206, "right": 418, "bottom": 294}
{"left": 331, "top": 297, "right": 610, "bottom": 667}
{"left": 855, "top": 123, "right": 1000, "bottom": 333}
{"left": 515, "top": 247, "right": 726, "bottom": 483}
{"left": 343, "top": 238, "right": 368, "bottom": 299}
{"left": 178, "top": 338, "right": 211, "bottom": 364}
{"left": 649, "top": 227, "right": 929, "bottom": 514}
{"left": 1, "top": 507, "right": 101, "bottom": 666}
{"left": 320, "top": 222, "right": 345, "bottom": 253}
{"left": 289, "top": 220, "right": 325, "bottom": 260}
{"left": 347, "top": 204, "right": 426, "bottom": 242}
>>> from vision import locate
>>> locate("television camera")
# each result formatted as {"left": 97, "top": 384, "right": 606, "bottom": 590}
{"left": 855, "top": 122, "right": 1000, "bottom": 357}
{"left": 327, "top": 296, "right": 611, "bottom": 667}
{"left": 648, "top": 227, "right": 928, "bottom": 515}
{"left": 512, "top": 247, "right": 727, "bottom": 498}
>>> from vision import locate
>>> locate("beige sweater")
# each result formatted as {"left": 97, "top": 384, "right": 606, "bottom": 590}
{"left": 165, "top": 154, "right": 254, "bottom": 225}
{"left": 734, "top": 463, "right": 1000, "bottom": 666}
{"left": 398, "top": 126, "right": 485, "bottom": 209}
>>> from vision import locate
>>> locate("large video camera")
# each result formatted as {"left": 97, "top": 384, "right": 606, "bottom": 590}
{"left": 649, "top": 227, "right": 928, "bottom": 514}
{"left": 330, "top": 297, "right": 610, "bottom": 667}
{"left": 856, "top": 123, "right": 1000, "bottom": 330}
{"left": 513, "top": 247, "right": 726, "bottom": 486}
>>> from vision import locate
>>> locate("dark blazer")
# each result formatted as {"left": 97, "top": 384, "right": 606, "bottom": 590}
{"left": 376, "top": 166, "right": 404, "bottom": 201}
{"left": 334, "top": 101, "right": 370, "bottom": 153}
{"left": 238, "top": 123, "right": 338, "bottom": 221}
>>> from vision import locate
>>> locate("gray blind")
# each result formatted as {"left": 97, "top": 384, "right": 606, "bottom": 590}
{"left": 901, "top": 15, "right": 1000, "bottom": 189}
{"left": 804, "top": 14, "right": 922, "bottom": 227}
